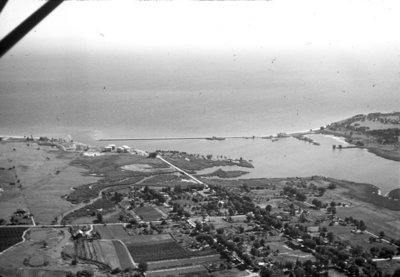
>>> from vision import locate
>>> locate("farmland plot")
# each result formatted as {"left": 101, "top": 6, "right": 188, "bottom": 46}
{"left": 112, "top": 240, "right": 135, "bottom": 270}
{"left": 95, "top": 225, "right": 130, "bottom": 240}
{"left": 146, "top": 265, "right": 209, "bottom": 277}
{"left": 147, "top": 254, "right": 220, "bottom": 270}
{"left": 127, "top": 240, "right": 189, "bottom": 263}
{"left": 95, "top": 240, "right": 121, "bottom": 269}
{"left": 0, "top": 227, "right": 28, "bottom": 252}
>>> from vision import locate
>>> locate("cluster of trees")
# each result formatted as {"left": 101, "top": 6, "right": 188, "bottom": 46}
{"left": 344, "top": 217, "right": 367, "bottom": 231}
{"left": 368, "top": 128, "right": 400, "bottom": 144}
{"left": 282, "top": 186, "right": 307, "bottom": 202}
{"left": 370, "top": 246, "right": 396, "bottom": 259}
{"left": 171, "top": 203, "right": 191, "bottom": 218}
{"left": 139, "top": 186, "right": 165, "bottom": 204}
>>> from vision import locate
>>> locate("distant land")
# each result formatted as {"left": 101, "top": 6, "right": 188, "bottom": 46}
{"left": 318, "top": 112, "right": 400, "bottom": 162}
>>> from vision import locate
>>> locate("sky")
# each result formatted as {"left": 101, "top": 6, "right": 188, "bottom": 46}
{"left": 0, "top": 0, "right": 399, "bottom": 143}
{"left": 0, "top": 0, "right": 399, "bottom": 114}
{"left": 1, "top": 0, "right": 400, "bottom": 54}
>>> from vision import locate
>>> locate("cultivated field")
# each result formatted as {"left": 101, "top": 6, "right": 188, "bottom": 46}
{"left": 146, "top": 265, "right": 209, "bottom": 277}
{"left": 0, "top": 227, "right": 28, "bottom": 252}
{"left": 96, "top": 240, "right": 121, "bottom": 270}
{"left": 147, "top": 254, "right": 220, "bottom": 270}
{"left": 124, "top": 234, "right": 189, "bottom": 263}
{"left": 112, "top": 240, "right": 135, "bottom": 270}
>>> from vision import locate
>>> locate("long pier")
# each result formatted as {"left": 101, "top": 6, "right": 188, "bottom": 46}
{"left": 98, "top": 136, "right": 265, "bottom": 141}
{"left": 97, "top": 130, "right": 317, "bottom": 142}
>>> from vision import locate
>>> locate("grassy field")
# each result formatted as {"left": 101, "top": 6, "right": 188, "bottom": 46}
{"left": 212, "top": 269, "right": 251, "bottom": 277}
{"left": 135, "top": 206, "right": 164, "bottom": 221}
{"left": 0, "top": 227, "right": 93, "bottom": 276}
{"left": 146, "top": 265, "right": 209, "bottom": 277}
{"left": 0, "top": 227, "right": 28, "bottom": 252}
{"left": 71, "top": 153, "right": 168, "bottom": 177}
{"left": 112, "top": 240, "right": 135, "bottom": 270}
{"left": 147, "top": 254, "right": 220, "bottom": 270}
{"left": 268, "top": 241, "right": 315, "bottom": 263}
{"left": 61, "top": 197, "right": 116, "bottom": 224}
{"left": 122, "top": 234, "right": 173, "bottom": 244}
{"left": 66, "top": 176, "right": 144, "bottom": 204}
{"left": 16, "top": 269, "right": 73, "bottom": 277}
{"left": 0, "top": 141, "right": 100, "bottom": 225}
{"left": 336, "top": 205, "right": 400, "bottom": 239}
{"left": 94, "top": 225, "right": 130, "bottom": 240}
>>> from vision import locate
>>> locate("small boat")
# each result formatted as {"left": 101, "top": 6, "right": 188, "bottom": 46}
{"left": 206, "top": 136, "right": 226, "bottom": 141}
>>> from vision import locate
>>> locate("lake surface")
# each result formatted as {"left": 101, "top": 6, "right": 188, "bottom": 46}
{"left": 104, "top": 134, "right": 399, "bottom": 195}
{"left": 1, "top": 42, "right": 399, "bottom": 194}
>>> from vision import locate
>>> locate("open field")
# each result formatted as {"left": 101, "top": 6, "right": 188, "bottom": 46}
{"left": 122, "top": 163, "right": 175, "bottom": 174}
{"left": 147, "top": 254, "right": 220, "bottom": 270}
{"left": 268, "top": 241, "right": 315, "bottom": 263}
{"left": 61, "top": 197, "right": 116, "bottom": 224}
{"left": 135, "top": 206, "right": 164, "bottom": 221}
{"left": 326, "top": 178, "right": 400, "bottom": 211}
{"left": 0, "top": 227, "right": 28, "bottom": 252}
{"left": 147, "top": 264, "right": 209, "bottom": 277}
{"left": 165, "top": 155, "right": 253, "bottom": 173}
{"left": 122, "top": 234, "right": 173, "bottom": 244}
{"left": 71, "top": 153, "right": 168, "bottom": 177}
{"left": 112, "top": 240, "right": 135, "bottom": 270}
{"left": 211, "top": 268, "right": 251, "bottom": 277}
{"left": 14, "top": 268, "right": 73, "bottom": 277}
{"left": 375, "top": 260, "right": 400, "bottom": 276}
{"left": 66, "top": 176, "right": 144, "bottom": 204}
{"left": 0, "top": 141, "right": 100, "bottom": 225}
{"left": 323, "top": 224, "right": 397, "bottom": 252}
{"left": 336, "top": 205, "right": 400, "bottom": 239}
{"left": 94, "top": 225, "right": 130, "bottom": 240}
{"left": 0, "top": 227, "right": 94, "bottom": 276}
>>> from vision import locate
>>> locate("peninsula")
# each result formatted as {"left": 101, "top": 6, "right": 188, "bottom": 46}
{"left": 318, "top": 112, "right": 400, "bottom": 162}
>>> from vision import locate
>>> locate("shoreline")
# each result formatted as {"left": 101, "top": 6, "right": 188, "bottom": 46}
{"left": 316, "top": 129, "right": 400, "bottom": 162}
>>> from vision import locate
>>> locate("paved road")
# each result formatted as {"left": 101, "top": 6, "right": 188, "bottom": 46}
{"left": 157, "top": 155, "right": 208, "bottom": 188}
{"left": 0, "top": 222, "right": 126, "bottom": 228}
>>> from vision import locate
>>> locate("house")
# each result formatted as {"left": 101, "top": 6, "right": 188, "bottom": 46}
{"left": 187, "top": 219, "right": 196, "bottom": 228}
{"left": 122, "top": 145, "right": 131, "bottom": 153}
{"left": 230, "top": 214, "right": 247, "bottom": 222}
{"left": 307, "top": 226, "right": 320, "bottom": 237}
{"left": 108, "top": 144, "right": 116, "bottom": 151}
